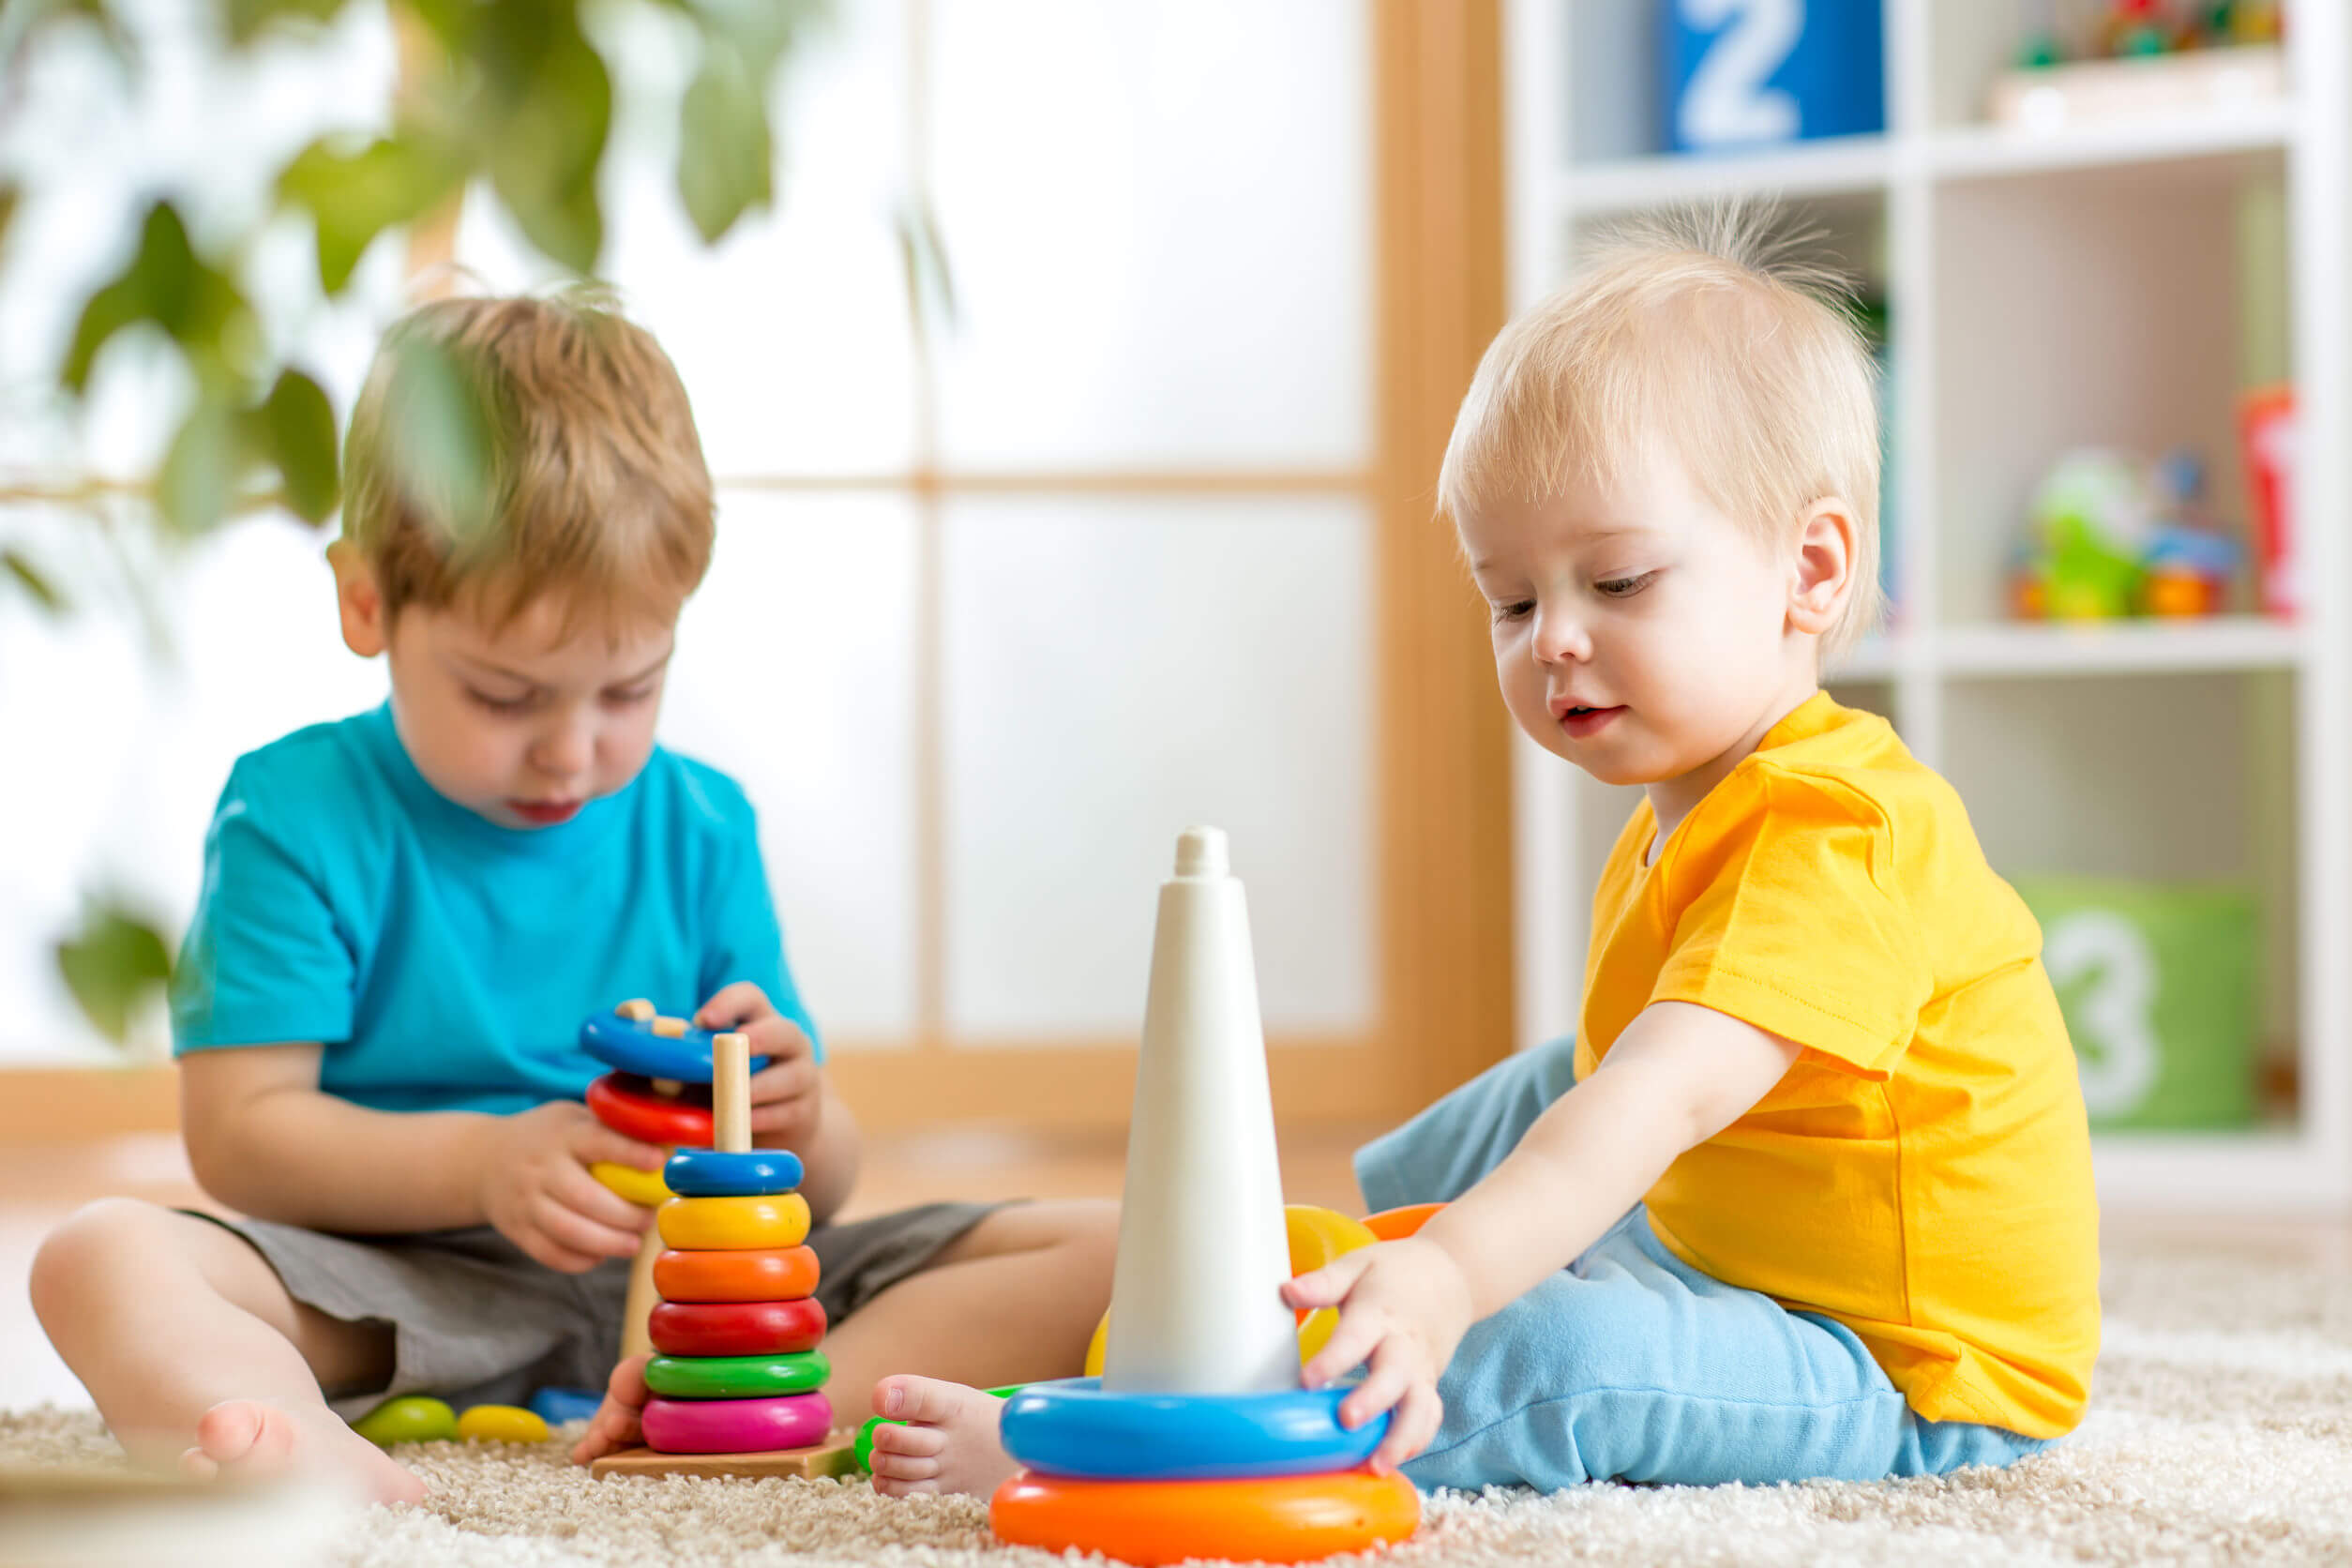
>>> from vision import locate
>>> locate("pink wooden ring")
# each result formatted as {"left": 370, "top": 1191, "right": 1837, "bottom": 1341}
{"left": 642, "top": 1392, "right": 835, "bottom": 1455}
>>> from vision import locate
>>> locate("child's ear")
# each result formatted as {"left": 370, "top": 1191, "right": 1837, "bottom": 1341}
{"left": 1787, "top": 498, "right": 1858, "bottom": 638}
{"left": 327, "top": 540, "right": 389, "bottom": 657}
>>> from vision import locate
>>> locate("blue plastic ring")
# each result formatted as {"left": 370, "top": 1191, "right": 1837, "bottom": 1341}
{"left": 665, "top": 1146, "right": 805, "bottom": 1197}
{"left": 579, "top": 1013, "right": 770, "bottom": 1081}
{"left": 998, "top": 1378, "right": 1386, "bottom": 1481}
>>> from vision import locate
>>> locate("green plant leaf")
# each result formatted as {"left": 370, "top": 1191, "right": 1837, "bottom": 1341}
{"left": 481, "top": 9, "right": 611, "bottom": 272}
{"left": 279, "top": 129, "right": 466, "bottom": 294}
{"left": 158, "top": 396, "right": 243, "bottom": 535}
{"left": 54, "top": 902, "right": 173, "bottom": 1046}
{"left": 258, "top": 368, "right": 340, "bottom": 523}
{"left": 380, "top": 330, "right": 496, "bottom": 549}
{"left": 3, "top": 547, "right": 66, "bottom": 611}
{"left": 224, "top": 0, "right": 351, "bottom": 45}
{"left": 676, "top": 43, "right": 771, "bottom": 242}
{"left": 62, "top": 203, "right": 253, "bottom": 392}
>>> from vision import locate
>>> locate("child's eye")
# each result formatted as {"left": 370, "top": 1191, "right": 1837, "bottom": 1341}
{"left": 1491, "top": 599, "right": 1536, "bottom": 624}
{"left": 605, "top": 684, "right": 658, "bottom": 706}
{"left": 469, "top": 688, "right": 535, "bottom": 714}
{"left": 1596, "top": 571, "right": 1658, "bottom": 599}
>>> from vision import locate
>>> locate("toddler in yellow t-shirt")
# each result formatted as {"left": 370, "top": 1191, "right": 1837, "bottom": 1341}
{"left": 845, "top": 206, "right": 2101, "bottom": 1500}
{"left": 1267, "top": 206, "right": 2103, "bottom": 1489}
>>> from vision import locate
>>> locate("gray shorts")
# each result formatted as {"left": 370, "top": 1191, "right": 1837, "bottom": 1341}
{"left": 188, "top": 1201, "right": 1009, "bottom": 1421}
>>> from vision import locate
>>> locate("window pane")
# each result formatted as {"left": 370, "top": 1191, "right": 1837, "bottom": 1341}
{"left": 0, "top": 511, "right": 384, "bottom": 1063}
{"left": 927, "top": 0, "right": 1371, "bottom": 471}
{"left": 941, "top": 495, "right": 1374, "bottom": 1037}
{"left": 661, "top": 490, "right": 920, "bottom": 1041}
{"left": 452, "top": 1, "right": 918, "bottom": 478}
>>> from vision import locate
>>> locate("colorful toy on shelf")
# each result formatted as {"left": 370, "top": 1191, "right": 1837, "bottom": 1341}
{"left": 2008, "top": 446, "right": 2242, "bottom": 622}
{"left": 586, "top": 1007, "right": 858, "bottom": 1481}
{"left": 1989, "top": 1, "right": 2284, "bottom": 129}
{"left": 985, "top": 829, "right": 1420, "bottom": 1565}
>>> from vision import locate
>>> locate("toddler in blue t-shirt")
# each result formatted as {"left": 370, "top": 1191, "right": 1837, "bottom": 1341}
{"left": 30, "top": 289, "right": 1115, "bottom": 1503}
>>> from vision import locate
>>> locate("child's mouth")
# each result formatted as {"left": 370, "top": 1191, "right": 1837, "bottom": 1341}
{"left": 509, "top": 798, "right": 583, "bottom": 825}
{"left": 1559, "top": 704, "right": 1624, "bottom": 739}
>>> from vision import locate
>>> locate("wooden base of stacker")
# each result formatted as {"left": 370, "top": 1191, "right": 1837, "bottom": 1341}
{"left": 589, "top": 1434, "right": 863, "bottom": 1483}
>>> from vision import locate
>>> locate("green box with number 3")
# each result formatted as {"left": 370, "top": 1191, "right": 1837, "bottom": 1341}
{"left": 2011, "top": 878, "right": 2258, "bottom": 1131}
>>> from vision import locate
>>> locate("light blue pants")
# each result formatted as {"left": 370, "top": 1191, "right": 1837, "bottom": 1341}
{"left": 1357, "top": 1036, "right": 2052, "bottom": 1492}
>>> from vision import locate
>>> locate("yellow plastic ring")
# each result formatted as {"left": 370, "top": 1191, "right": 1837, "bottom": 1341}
{"left": 590, "top": 1159, "right": 672, "bottom": 1207}
{"left": 657, "top": 1191, "right": 812, "bottom": 1251}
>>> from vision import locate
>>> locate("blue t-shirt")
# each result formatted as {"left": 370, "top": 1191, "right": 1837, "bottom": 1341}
{"left": 170, "top": 702, "right": 820, "bottom": 1115}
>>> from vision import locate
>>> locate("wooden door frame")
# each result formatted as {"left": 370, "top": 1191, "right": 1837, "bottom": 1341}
{"left": 2, "top": 0, "right": 1513, "bottom": 1143}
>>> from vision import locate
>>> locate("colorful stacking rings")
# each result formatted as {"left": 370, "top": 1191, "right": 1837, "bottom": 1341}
{"left": 991, "top": 1468, "right": 1421, "bottom": 1567}
{"left": 641, "top": 1391, "right": 833, "bottom": 1455}
{"left": 643, "top": 1350, "right": 831, "bottom": 1399}
{"left": 579, "top": 1013, "right": 770, "bottom": 1080}
{"left": 665, "top": 1146, "right": 803, "bottom": 1197}
{"left": 653, "top": 1245, "right": 821, "bottom": 1304}
{"left": 649, "top": 1298, "right": 827, "bottom": 1358}
{"left": 585, "top": 1075, "right": 714, "bottom": 1146}
{"left": 998, "top": 1379, "right": 1386, "bottom": 1482}
{"left": 656, "top": 1192, "right": 811, "bottom": 1251}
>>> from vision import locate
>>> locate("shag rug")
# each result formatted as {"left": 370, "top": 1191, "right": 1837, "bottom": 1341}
{"left": 5, "top": 1234, "right": 2348, "bottom": 1566}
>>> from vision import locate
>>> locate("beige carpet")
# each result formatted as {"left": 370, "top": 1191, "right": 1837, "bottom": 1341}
{"left": 5, "top": 1235, "right": 2348, "bottom": 1566}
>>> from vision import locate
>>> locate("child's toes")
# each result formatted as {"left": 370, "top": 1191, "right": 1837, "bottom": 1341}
{"left": 870, "top": 1420, "right": 946, "bottom": 1458}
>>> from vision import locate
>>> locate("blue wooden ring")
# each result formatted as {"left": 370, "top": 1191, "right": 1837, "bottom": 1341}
{"left": 665, "top": 1146, "right": 805, "bottom": 1197}
{"left": 579, "top": 1012, "right": 770, "bottom": 1081}
{"left": 998, "top": 1378, "right": 1386, "bottom": 1481}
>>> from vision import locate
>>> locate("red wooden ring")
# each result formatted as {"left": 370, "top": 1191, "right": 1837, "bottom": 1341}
{"left": 652, "top": 1245, "right": 822, "bottom": 1304}
{"left": 585, "top": 1073, "right": 713, "bottom": 1146}
{"left": 649, "top": 1297, "right": 828, "bottom": 1358}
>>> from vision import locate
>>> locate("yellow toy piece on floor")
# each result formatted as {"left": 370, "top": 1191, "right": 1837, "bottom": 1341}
{"left": 456, "top": 1404, "right": 551, "bottom": 1444}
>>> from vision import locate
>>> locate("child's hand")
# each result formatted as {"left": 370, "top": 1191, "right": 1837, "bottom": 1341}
{"left": 1281, "top": 1236, "right": 1477, "bottom": 1472}
{"left": 697, "top": 982, "right": 823, "bottom": 1153}
{"left": 475, "top": 1102, "right": 665, "bottom": 1273}
{"left": 569, "top": 1353, "right": 651, "bottom": 1465}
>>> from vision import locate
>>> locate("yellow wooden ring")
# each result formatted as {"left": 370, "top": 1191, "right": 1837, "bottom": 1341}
{"left": 590, "top": 1159, "right": 672, "bottom": 1207}
{"left": 657, "top": 1191, "right": 811, "bottom": 1251}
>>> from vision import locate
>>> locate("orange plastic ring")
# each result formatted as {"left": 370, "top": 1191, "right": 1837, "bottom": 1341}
{"left": 991, "top": 1467, "right": 1418, "bottom": 1565}
{"left": 652, "top": 1245, "right": 821, "bottom": 1304}
{"left": 1362, "top": 1202, "right": 1447, "bottom": 1242}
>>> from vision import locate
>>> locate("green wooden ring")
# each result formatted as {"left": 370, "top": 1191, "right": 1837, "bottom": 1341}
{"left": 643, "top": 1350, "right": 832, "bottom": 1399}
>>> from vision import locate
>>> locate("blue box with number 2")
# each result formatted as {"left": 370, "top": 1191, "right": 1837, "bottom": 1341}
{"left": 1666, "top": 0, "right": 1884, "bottom": 154}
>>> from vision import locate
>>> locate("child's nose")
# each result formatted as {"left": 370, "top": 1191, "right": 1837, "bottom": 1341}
{"left": 1530, "top": 606, "right": 1591, "bottom": 665}
{"left": 532, "top": 714, "right": 596, "bottom": 778}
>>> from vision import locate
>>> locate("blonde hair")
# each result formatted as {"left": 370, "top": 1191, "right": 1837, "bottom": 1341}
{"left": 1438, "top": 204, "right": 1883, "bottom": 662}
{"left": 340, "top": 285, "right": 715, "bottom": 636}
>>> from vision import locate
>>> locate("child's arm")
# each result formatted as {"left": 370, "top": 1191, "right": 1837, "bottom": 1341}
{"left": 181, "top": 1044, "right": 670, "bottom": 1271}
{"left": 696, "top": 984, "right": 863, "bottom": 1225}
{"left": 1282, "top": 1000, "right": 1801, "bottom": 1470}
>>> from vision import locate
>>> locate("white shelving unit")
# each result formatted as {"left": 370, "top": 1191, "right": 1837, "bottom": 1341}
{"left": 1503, "top": 0, "right": 2351, "bottom": 1212}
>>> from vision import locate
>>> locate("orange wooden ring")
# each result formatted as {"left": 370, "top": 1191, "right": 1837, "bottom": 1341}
{"left": 990, "top": 1467, "right": 1419, "bottom": 1565}
{"left": 651, "top": 1245, "right": 821, "bottom": 1304}
{"left": 1362, "top": 1202, "right": 1447, "bottom": 1242}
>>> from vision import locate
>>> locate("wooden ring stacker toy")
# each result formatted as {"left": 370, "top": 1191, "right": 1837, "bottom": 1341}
{"left": 644, "top": 1349, "right": 831, "bottom": 1399}
{"left": 997, "top": 1379, "right": 1385, "bottom": 1482}
{"left": 650, "top": 1297, "right": 827, "bottom": 1358}
{"left": 641, "top": 1392, "right": 836, "bottom": 1455}
{"left": 656, "top": 1192, "right": 812, "bottom": 1251}
{"left": 653, "top": 1244, "right": 822, "bottom": 1303}
{"left": 991, "top": 1468, "right": 1421, "bottom": 1567}
{"left": 588, "top": 1005, "right": 859, "bottom": 1482}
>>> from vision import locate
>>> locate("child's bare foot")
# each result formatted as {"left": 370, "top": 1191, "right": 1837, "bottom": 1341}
{"left": 181, "top": 1399, "right": 427, "bottom": 1505}
{"left": 569, "top": 1354, "right": 651, "bottom": 1466}
{"left": 867, "top": 1376, "right": 1018, "bottom": 1499}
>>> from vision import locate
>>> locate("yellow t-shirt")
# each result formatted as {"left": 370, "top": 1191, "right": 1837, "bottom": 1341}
{"left": 1577, "top": 692, "right": 2100, "bottom": 1438}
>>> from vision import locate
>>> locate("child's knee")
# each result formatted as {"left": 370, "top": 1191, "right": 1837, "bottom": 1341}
{"left": 30, "top": 1198, "right": 167, "bottom": 1320}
